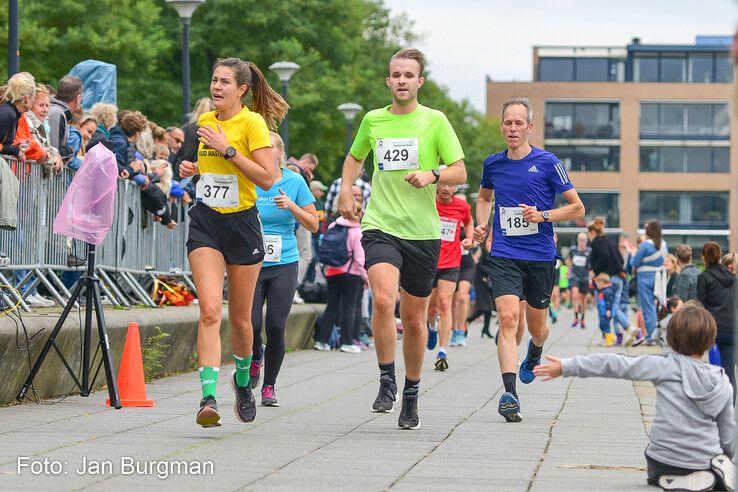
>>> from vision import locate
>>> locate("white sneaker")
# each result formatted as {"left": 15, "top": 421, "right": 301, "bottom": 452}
{"left": 658, "top": 471, "right": 715, "bottom": 491}
{"left": 712, "top": 454, "right": 735, "bottom": 491}
{"left": 27, "top": 293, "right": 54, "bottom": 308}
{"left": 313, "top": 342, "right": 330, "bottom": 352}
{"left": 293, "top": 292, "right": 305, "bottom": 304}
{"left": 339, "top": 344, "right": 361, "bottom": 353}
{"left": 623, "top": 326, "right": 639, "bottom": 347}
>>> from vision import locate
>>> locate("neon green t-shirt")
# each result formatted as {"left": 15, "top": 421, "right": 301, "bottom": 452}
{"left": 559, "top": 264, "right": 569, "bottom": 288}
{"left": 350, "top": 104, "right": 464, "bottom": 240}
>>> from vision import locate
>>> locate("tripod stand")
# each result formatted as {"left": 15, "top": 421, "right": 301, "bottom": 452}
{"left": 17, "top": 244, "right": 121, "bottom": 408}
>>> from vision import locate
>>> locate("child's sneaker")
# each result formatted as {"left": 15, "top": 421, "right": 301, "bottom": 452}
{"left": 604, "top": 333, "right": 616, "bottom": 347}
{"left": 711, "top": 454, "right": 735, "bottom": 491}
{"left": 658, "top": 471, "right": 715, "bottom": 491}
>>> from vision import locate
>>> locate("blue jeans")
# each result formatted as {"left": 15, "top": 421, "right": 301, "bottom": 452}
{"left": 610, "top": 276, "right": 629, "bottom": 332}
{"left": 637, "top": 272, "right": 657, "bottom": 339}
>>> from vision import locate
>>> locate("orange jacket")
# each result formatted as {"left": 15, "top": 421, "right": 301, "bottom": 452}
{"left": 12, "top": 114, "right": 46, "bottom": 162}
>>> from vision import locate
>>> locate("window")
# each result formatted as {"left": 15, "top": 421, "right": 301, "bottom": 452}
{"left": 640, "top": 191, "right": 729, "bottom": 229}
{"left": 546, "top": 102, "right": 619, "bottom": 139}
{"left": 639, "top": 146, "right": 729, "bottom": 173}
{"left": 634, "top": 56, "right": 659, "bottom": 82}
{"left": 547, "top": 145, "right": 619, "bottom": 172}
{"left": 662, "top": 234, "right": 729, "bottom": 255}
{"left": 715, "top": 54, "right": 733, "bottom": 83}
{"left": 640, "top": 102, "right": 729, "bottom": 139}
{"left": 554, "top": 192, "right": 619, "bottom": 227}
{"left": 575, "top": 58, "right": 609, "bottom": 82}
{"left": 660, "top": 56, "right": 686, "bottom": 82}
{"left": 689, "top": 55, "right": 713, "bottom": 83}
{"left": 539, "top": 58, "right": 574, "bottom": 81}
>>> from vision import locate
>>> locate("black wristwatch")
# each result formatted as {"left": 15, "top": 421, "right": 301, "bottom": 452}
{"left": 224, "top": 146, "right": 237, "bottom": 160}
{"left": 431, "top": 169, "right": 441, "bottom": 183}
{"left": 542, "top": 210, "right": 550, "bottom": 222}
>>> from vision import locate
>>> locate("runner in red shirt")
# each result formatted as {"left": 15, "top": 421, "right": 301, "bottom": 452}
{"left": 427, "top": 184, "right": 473, "bottom": 371}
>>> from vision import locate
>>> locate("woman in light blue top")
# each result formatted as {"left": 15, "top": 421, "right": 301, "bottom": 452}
{"left": 250, "top": 132, "right": 318, "bottom": 407}
{"left": 628, "top": 220, "right": 667, "bottom": 343}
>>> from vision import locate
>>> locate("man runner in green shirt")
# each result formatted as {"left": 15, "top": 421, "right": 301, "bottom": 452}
{"left": 338, "top": 48, "right": 466, "bottom": 430}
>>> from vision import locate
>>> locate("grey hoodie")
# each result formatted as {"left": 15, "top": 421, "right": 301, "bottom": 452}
{"left": 562, "top": 352, "right": 735, "bottom": 469}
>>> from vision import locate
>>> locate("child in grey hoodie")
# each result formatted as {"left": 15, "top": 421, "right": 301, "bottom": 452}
{"left": 534, "top": 302, "right": 735, "bottom": 491}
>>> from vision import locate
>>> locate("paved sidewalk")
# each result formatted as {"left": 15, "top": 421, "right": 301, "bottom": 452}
{"left": 0, "top": 307, "right": 655, "bottom": 491}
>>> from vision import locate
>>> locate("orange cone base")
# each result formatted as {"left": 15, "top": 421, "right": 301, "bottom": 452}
{"left": 106, "top": 397, "right": 154, "bottom": 407}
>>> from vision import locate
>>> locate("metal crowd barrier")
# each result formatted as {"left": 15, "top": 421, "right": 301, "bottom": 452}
{"left": 0, "top": 156, "right": 194, "bottom": 312}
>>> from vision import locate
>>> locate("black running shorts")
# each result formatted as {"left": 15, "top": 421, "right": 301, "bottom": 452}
{"left": 433, "top": 267, "right": 460, "bottom": 287}
{"left": 361, "top": 229, "right": 440, "bottom": 298}
{"left": 458, "top": 253, "right": 476, "bottom": 284}
{"left": 488, "top": 256, "right": 556, "bottom": 309}
{"left": 186, "top": 203, "right": 265, "bottom": 265}
{"left": 570, "top": 276, "right": 590, "bottom": 293}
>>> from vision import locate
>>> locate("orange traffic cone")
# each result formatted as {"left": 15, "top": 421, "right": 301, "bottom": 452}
{"left": 106, "top": 322, "right": 154, "bottom": 407}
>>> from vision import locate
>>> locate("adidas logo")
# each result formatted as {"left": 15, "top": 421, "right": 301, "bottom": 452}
{"left": 528, "top": 165, "right": 538, "bottom": 173}
{"left": 253, "top": 248, "right": 260, "bottom": 255}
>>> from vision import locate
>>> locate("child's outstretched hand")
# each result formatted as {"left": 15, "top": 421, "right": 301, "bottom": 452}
{"left": 532, "top": 355, "right": 563, "bottom": 381}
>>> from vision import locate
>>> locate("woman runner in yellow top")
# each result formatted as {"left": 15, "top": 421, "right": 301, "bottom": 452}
{"left": 179, "top": 57, "right": 288, "bottom": 427}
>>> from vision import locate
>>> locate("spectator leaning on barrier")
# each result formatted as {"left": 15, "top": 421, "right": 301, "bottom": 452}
{"left": 697, "top": 241, "right": 737, "bottom": 395}
{"left": 0, "top": 76, "right": 36, "bottom": 160}
{"left": 25, "top": 83, "right": 65, "bottom": 177}
{"left": 173, "top": 97, "right": 214, "bottom": 177}
{"left": 86, "top": 102, "right": 118, "bottom": 152}
{"left": 67, "top": 111, "right": 97, "bottom": 172}
{"left": 114, "top": 111, "right": 148, "bottom": 180}
{"left": 673, "top": 243, "right": 699, "bottom": 302}
{"left": 48, "top": 75, "right": 83, "bottom": 161}
{"left": 166, "top": 126, "right": 184, "bottom": 162}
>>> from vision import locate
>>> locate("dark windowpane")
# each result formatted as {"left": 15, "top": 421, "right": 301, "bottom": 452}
{"left": 713, "top": 104, "right": 730, "bottom": 137}
{"left": 575, "top": 58, "right": 609, "bottom": 82}
{"left": 660, "top": 147, "right": 684, "bottom": 172}
{"left": 660, "top": 104, "right": 685, "bottom": 135}
{"left": 712, "top": 147, "right": 730, "bottom": 172}
{"left": 660, "top": 56, "right": 686, "bottom": 82}
{"left": 555, "top": 192, "right": 619, "bottom": 227}
{"left": 574, "top": 103, "right": 618, "bottom": 138}
{"left": 635, "top": 56, "right": 658, "bottom": 82}
{"left": 539, "top": 58, "right": 574, "bottom": 81}
{"left": 685, "top": 147, "right": 711, "bottom": 172}
{"left": 545, "top": 103, "right": 573, "bottom": 138}
{"left": 640, "top": 147, "right": 659, "bottom": 172}
{"left": 547, "top": 145, "right": 619, "bottom": 172}
{"left": 640, "top": 104, "right": 658, "bottom": 136}
{"left": 640, "top": 192, "right": 729, "bottom": 229}
{"left": 689, "top": 55, "right": 713, "bottom": 83}
{"left": 715, "top": 54, "right": 733, "bottom": 83}
{"left": 686, "top": 104, "right": 713, "bottom": 136}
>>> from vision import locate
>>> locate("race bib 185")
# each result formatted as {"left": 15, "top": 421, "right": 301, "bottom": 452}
{"left": 499, "top": 206, "right": 538, "bottom": 237}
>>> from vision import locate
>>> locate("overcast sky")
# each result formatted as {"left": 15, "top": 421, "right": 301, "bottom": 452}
{"left": 383, "top": 0, "right": 737, "bottom": 110}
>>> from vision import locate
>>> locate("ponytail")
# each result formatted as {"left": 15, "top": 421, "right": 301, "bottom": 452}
{"left": 247, "top": 62, "right": 289, "bottom": 131}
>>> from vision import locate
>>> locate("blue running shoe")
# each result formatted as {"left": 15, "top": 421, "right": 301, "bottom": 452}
{"left": 449, "top": 330, "right": 460, "bottom": 347}
{"left": 426, "top": 321, "right": 438, "bottom": 350}
{"left": 498, "top": 392, "right": 522, "bottom": 422}
{"left": 519, "top": 339, "right": 541, "bottom": 384}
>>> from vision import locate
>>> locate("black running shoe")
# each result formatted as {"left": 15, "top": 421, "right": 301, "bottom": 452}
{"left": 230, "top": 370, "right": 257, "bottom": 423}
{"left": 196, "top": 395, "right": 221, "bottom": 428}
{"left": 370, "top": 375, "right": 397, "bottom": 413}
{"left": 398, "top": 393, "right": 421, "bottom": 430}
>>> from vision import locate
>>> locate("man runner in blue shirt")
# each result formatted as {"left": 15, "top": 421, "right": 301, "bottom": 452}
{"left": 474, "top": 98, "right": 585, "bottom": 422}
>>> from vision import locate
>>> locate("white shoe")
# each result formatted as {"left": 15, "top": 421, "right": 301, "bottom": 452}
{"left": 658, "top": 471, "right": 716, "bottom": 491}
{"left": 339, "top": 344, "right": 361, "bottom": 353}
{"left": 313, "top": 342, "right": 330, "bottom": 352}
{"left": 27, "top": 293, "right": 54, "bottom": 307}
{"left": 623, "top": 326, "right": 639, "bottom": 347}
{"left": 712, "top": 454, "right": 735, "bottom": 491}
{"left": 293, "top": 293, "right": 305, "bottom": 304}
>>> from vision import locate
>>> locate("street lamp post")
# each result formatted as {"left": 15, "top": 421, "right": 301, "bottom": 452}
{"left": 166, "top": 0, "right": 205, "bottom": 124}
{"left": 269, "top": 61, "right": 300, "bottom": 156}
{"left": 337, "top": 103, "right": 363, "bottom": 156}
{"left": 8, "top": 0, "right": 19, "bottom": 78}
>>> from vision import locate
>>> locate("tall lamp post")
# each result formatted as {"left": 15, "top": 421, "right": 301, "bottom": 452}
{"left": 269, "top": 61, "right": 300, "bottom": 156}
{"left": 337, "top": 103, "right": 363, "bottom": 156}
{"left": 8, "top": 0, "right": 19, "bottom": 78}
{"left": 166, "top": 0, "right": 205, "bottom": 124}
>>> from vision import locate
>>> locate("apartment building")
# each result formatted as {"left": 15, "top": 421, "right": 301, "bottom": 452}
{"left": 486, "top": 36, "right": 736, "bottom": 252}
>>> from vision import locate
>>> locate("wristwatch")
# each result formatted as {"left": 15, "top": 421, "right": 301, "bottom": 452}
{"left": 224, "top": 146, "right": 237, "bottom": 160}
{"left": 431, "top": 169, "right": 441, "bottom": 183}
{"left": 542, "top": 210, "right": 551, "bottom": 222}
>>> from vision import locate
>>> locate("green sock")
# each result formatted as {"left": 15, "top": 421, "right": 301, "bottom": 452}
{"left": 199, "top": 366, "right": 219, "bottom": 398}
{"left": 233, "top": 354, "right": 252, "bottom": 388}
